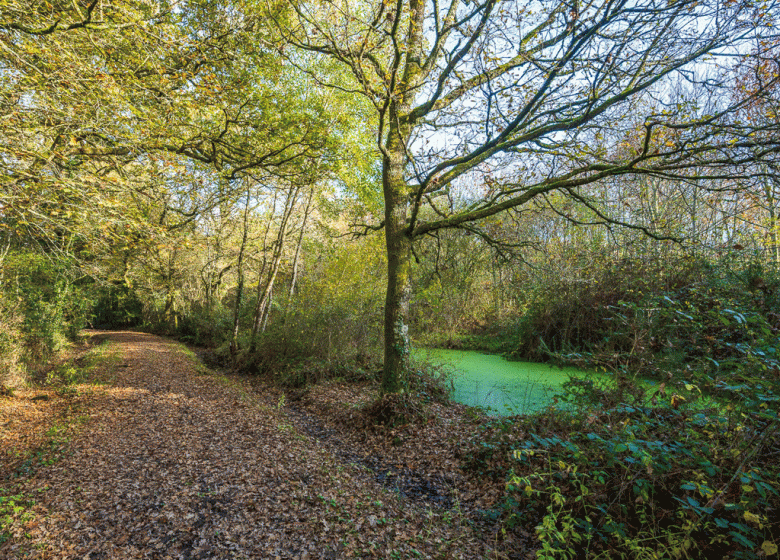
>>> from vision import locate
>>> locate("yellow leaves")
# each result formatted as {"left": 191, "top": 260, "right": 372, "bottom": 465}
{"left": 670, "top": 393, "right": 685, "bottom": 409}
{"left": 684, "top": 383, "right": 700, "bottom": 394}
{"left": 762, "top": 541, "right": 778, "bottom": 556}
{"left": 743, "top": 511, "right": 761, "bottom": 524}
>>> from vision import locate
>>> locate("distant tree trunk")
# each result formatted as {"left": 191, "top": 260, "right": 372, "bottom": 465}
{"left": 230, "top": 186, "right": 252, "bottom": 361}
{"left": 249, "top": 184, "right": 301, "bottom": 351}
{"left": 689, "top": 183, "right": 699, "bottom": 253}
{"left": 163, "top": 249, "right": 178, "bottom": 331}
{"left": 492, "top": 255, "right": 503, "bottom": 320}
{"left": 764, "top": 174, "right": 780, "bottom": 269}
{"left": 288, "top": 187, "right": 314, "bottom": 299}
{"left": 121, "top": 252, "right": 133, "bottom": 290}
{"left": 261, "top": 285, "right": 273, "bottom": 332}
{"left": 203, "top": 263, "right": 232, "bottom": 309}
{"left": 163, "top": 289, "right": 177, "bottom": 331}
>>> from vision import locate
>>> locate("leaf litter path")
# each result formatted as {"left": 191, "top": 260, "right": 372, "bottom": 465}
{"left": 2, "top": 331, "right": 513, "bottom": 560}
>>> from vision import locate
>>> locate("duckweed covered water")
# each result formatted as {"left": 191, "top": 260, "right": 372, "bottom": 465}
{"left": 416, "top": 348, "right": 604, "bottom": 415}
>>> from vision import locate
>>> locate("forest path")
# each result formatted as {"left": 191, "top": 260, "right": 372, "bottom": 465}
{"left": 2, "top": 331, "right": 493, "bottom": 560}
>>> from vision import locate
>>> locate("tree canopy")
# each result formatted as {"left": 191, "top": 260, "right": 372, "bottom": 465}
{"left": 0, "top": 0, "right": 370, "bottom": 258}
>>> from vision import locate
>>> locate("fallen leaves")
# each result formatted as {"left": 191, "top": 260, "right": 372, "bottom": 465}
{"left": 1, "top": 330, "right": 533, "bottom": 559}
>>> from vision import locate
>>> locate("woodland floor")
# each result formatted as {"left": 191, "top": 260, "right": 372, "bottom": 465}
{"left": 0, "top": 331, "right": 534, "bottom": 560}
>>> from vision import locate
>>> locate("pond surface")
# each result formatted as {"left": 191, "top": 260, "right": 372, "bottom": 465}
{"left": 415, "top": 348, "right": 602, "bottom": 415}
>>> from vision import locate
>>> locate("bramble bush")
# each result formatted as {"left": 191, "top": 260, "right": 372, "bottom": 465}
{"left": 466, "top": 381, "right": 779, "bottom": 559}
{"left": 464, "top": 257, "right": 780, "bottom": 559}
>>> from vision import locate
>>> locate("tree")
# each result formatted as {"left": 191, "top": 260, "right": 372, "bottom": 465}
{"left": 267, "top": 0, "right": 780, "bottom": 392}
{"left": 0, "top": 0, "right": 349, "bottom": 265}
{"left": 731, "top": 45, "right": 780, "bottom": 267}
{"left": 0, "top": 0, "right": 375, "bottom": 354}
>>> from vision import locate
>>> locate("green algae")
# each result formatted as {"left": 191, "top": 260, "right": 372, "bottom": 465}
{"left": 416, "top": 348, "right": 606, "bottom": 415}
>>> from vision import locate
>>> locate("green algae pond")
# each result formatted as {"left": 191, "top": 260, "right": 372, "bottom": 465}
{"left": 415, "top": 348, "right": 607, "bottom": 416}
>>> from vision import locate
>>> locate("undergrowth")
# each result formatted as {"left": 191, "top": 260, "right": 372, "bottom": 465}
{"left": 464, "top": 378, "right": 779, "bottom": 559}
{"left": 38, "top": 340, "right": 122, "bottom": 388}
{"left": 456, "top": 257, "right": 780, "bottom": 558}
{"left": 0, "top": 489, "right": 37, "bottom": 547}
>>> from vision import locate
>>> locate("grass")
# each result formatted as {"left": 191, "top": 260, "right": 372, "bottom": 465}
{"left": 0, "top": 489, "right": 37, "bottom": 546}
{"left": 176, "top": 345, "right": 214, "bottom": 376}
{"left": 44, "top": 339, "right": 123, "bottom": 388}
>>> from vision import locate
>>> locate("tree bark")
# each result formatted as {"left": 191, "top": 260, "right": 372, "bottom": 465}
{"left": 288, "top": 187, "right": 314, "bottom": 299}
{"left": 379, "top": 0, "right": 426, "bottom": 394}
{"left": 381, "top": 120, "right": 414, "bottom": 393}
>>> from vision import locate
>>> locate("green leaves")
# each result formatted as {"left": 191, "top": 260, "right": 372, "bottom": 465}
{"left": 470, "top": 371, "right": 780, "bottom": 559}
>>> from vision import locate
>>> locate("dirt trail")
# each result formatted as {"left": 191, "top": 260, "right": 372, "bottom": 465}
{"left": 1, "top": 331, "right": 498, "bottom": 560}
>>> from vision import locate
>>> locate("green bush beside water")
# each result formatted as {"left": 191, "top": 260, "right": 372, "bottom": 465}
{"left": 467, "top": 386, "right": 778, "bottom": 559}
{"left": 463, "top": 257, "right": 780, "bottom": 559}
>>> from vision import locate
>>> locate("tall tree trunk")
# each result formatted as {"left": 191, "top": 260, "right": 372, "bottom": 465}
{"left": 288, "top": 187, "right": 314, "bottom": 299}
{"left": 379, "top": 0, "right": 426, "bottom": 394}
{"left": 381, "top": 123, "right": 413, "bottom": 394}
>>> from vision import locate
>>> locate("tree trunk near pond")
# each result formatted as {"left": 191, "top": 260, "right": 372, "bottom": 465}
{"left": 382, "top": 193, "right": 413, "bottom": 394}
{"left": 379, "top": 0, "right": 426, "bottom": 394}
{"left": 381, "top": 119, "right": 415, "bottom": 394}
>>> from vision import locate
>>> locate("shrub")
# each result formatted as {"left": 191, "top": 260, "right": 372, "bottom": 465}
{"left": 1, "top": 251, "right": 92, "bottom": 373}
{"left": 457, "top": 254, "right": 780, "bottom": 558}
{"left": 238, "top": 295, "right": 384, "bottom": 386}
{"left": 464, "top": 376, "right": 779, "bottom": 559}
{"left": 503, "top": 255, "right": 704, "bottom": 361}
{"left": 0, "top": 299, "right": 25, "bottom": 387}
{"left": 233, "top": 241, "right": 386, "bottom": 384}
